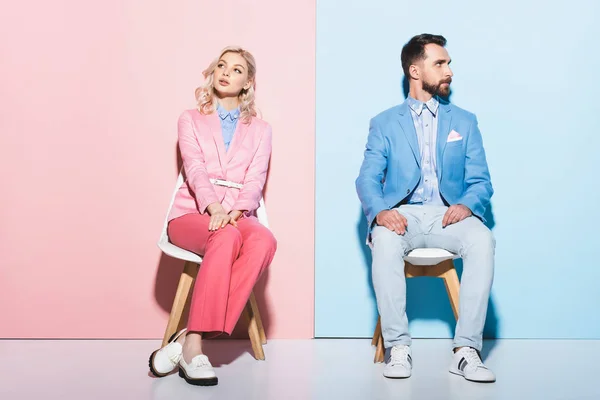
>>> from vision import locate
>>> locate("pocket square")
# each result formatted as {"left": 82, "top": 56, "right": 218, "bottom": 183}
{"left": 447, "top": 130, "right": 463, "bottom": 142}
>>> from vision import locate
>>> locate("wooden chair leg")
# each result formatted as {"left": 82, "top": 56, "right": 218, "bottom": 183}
{"left": 374, "top": 330, "right": 385, "bottom": 363}
{"left": 369, "top": 260, "right": 460, "bottom": 364}
{"left": 249, "top": 291, "right": 267, "bottom": 345}
{"left": 372, "top": 317, "right": 382, "bottom": 346}
{"left": 441, "top": 263, "right": 460, "bottom": 320}
{"left": 243, "top": 301, "right": 265, "bottom": 360}
{"left": 162, "top": 261, "right": 198, "bottom": 347}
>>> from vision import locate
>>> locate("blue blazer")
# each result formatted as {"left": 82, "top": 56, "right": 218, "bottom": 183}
{"left": 356, "top": 100, "right": 493, "bottom": 230}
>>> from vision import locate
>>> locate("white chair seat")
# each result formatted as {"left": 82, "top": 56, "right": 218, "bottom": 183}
{"left": 404, "top": 248, "right": 458, "bottom": 266}
{"left": 158, "top": 236, "right": 202, "bottom": 263}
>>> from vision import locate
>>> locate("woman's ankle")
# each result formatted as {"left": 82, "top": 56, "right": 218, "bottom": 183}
{"left": 182, "top": 332, "right": 203, "bottom": 363}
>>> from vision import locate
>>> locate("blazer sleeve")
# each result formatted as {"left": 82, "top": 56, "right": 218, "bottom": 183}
{"left": 457, "top": 115, "right": 493, "bottom": 220}
{"left": 232, "top": 123, "right": 273, "bottom": 212}
{"left": 178, "top": 111, "right": 220, "bottom": 214}
{"left": 355, "top": 118, "right": 390, "bottom": 228}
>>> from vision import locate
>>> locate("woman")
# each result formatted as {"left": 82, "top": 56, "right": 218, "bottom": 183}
{"left": 149, "top": 46, "right": 277, "bottom": 386}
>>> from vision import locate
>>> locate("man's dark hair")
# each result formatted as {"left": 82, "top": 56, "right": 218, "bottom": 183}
{"left": 401, "top": 34, "right": 447, "bottom": 77}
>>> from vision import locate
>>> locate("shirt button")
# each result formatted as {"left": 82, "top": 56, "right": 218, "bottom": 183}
{"left": 425, "top": 124, "right": 429, "bottom": 127}
{"left": 406, "top": 189, "right": 410, "bottom": 194}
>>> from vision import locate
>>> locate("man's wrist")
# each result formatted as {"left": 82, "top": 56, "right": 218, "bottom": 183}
{"left": 457, "top": 204, "right": 473, "bottom": 214}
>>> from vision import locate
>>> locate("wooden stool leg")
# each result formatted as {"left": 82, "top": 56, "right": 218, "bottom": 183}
{"left": 372, "top": 317, "right": 382, "bottom": 346}
{"left": 374, "top": 330, "right": 385, "bottom": 363}
{"left": 249, "top": 291, "right": 267, "bottom": 345}
{"left": 441, "top": 261, "right": 460, "bottom": 320}
{"left": 162, "top": 261, "right": 198, "bottom": 347}
{"left": 368, "top": 260, "right": 460, "bottom": 364}
{"left": 243, "top": 301, "right": 265, "bottom": 360}
{"left": 373, "top": 316, "right": 385, "bottom": 363}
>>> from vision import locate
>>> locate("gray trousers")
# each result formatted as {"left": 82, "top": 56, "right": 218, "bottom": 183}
{"left": 370, "top": 205, "right": 495, "bottom": 351}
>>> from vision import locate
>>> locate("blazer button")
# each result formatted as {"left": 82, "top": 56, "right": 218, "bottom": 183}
{"left": 406, "top": 189, "right": 410, "bottom": 194}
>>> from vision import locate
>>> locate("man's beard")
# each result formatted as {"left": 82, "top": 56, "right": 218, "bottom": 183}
{"left": 422, "top": 78, "right": 452, "bottom": 97}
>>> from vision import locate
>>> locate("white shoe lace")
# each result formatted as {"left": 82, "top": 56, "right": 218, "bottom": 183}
{"left": 462, "top": 348, "right": 486, "bottom": 369}
{"left": 389, "top": 346, "right": 411, "bottom": 368}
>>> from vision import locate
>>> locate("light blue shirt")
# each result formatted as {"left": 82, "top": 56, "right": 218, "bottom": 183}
{"left": 216, "top": 104, "right": 240, "bottom": 152}
{"left": 405, "top": 96, "right": 445, "bottom": 206}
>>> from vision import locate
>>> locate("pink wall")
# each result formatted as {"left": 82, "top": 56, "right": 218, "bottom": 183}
{"left": 0, "top": 0, "right": 315, "bottom": 338}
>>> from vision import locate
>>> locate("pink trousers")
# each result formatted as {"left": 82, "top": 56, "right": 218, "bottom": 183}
{"left": 167, "top": 213, "right": 277, "bottom": 336}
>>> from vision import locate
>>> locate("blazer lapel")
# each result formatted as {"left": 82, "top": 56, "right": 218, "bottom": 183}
{"left": 206, "top": 113, "right": 227, "bottom": 175}
{"left": 397, "top": 102, "right": 421, "bottom": 168}
{"left": 436, "top": 102, "right": 452, "bottom": 178}
{"left": 226, "top": 119, "right": 249, "bottom": 164}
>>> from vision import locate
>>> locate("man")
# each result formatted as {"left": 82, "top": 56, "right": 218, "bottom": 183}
{"left": 356, "top": 34, "right": 496, "bottom": 382}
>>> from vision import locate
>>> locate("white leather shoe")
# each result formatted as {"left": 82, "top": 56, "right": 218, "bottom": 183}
{"left": 178, "top": 354, "right": 218, "bottom": 386}
{"left": 148, "top": 329, "right": 187, "bottom": 377}
{"left": 449, "top": 347, "right": 496, "bottom": 383}
{"left": 383, "top": 345, "right": 412, "bottom": 379}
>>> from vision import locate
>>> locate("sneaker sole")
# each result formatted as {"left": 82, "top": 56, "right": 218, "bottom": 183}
{"left": 383, "top": 368, "right": 412, "bottom": 379}
{"left": 449, "top": 369, "right": 495, "bottom": 383}
{"left": 178, "top": 368, "right": 218, "bottom": 386}
{"left": 148, "top": 331, "right": 180, "bottom": 378}
{"left": 383, "top": 373, "right": 411, "bottom": 379}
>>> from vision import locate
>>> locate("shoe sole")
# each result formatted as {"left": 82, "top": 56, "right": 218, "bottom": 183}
{"left": 383, "top": 367, "right": 411, "bottom": 379}
{"left": 383, "top": 374, "right": 411, "bottom": 379}
{"left": 148, "top": 331, "right": 179, "bottom": 378}
{"left": 449, "top": 369, "right": 496, "bottom": 383}
{"left": 178, "top": 368, "right": 218, "bottom": 386}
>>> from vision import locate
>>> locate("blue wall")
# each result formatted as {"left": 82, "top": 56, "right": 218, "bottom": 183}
{"left": 315, "top": 0, "right": 600, "bottom": 338}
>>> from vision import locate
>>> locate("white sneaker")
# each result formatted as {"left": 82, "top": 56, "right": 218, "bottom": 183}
{"left": 179, "top": 354, "right": 218, "bottom": 386}
{"left": 149, "top": 329, "right": 187, "bottom": 377}
{"left": 383, "top": 345, "right": 412, "bottom": 378}
{"left": 449, "top": 347, "right": 496, "bottom": 383}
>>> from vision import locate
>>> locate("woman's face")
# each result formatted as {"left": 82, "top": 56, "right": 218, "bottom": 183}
{"left": 213, "top": 52, "right": 251, "bottom": 97}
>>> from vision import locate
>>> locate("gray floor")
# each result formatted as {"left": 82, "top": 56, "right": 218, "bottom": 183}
{"left": 1, "top": 338, "right": 598, "bottom": 400}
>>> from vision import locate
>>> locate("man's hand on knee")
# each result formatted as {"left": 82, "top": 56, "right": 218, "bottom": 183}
{"left": 442, "top": 204, "right": 472, "bottom": 228}
{"left": 376, "top": 210, "right": 408, "bottom": 235}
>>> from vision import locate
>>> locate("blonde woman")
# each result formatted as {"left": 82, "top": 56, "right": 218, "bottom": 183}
{"left": 149, "top": 47, "right": 277, "bottom": 386}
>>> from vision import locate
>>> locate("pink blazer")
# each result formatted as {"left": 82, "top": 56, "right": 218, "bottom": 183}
{"left": 168, "top": 109, "right": 272, "bottom": 222}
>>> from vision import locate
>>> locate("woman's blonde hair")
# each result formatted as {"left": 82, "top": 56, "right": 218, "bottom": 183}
{"left": 195, "top": 46, "right": 257, "bottom": 124}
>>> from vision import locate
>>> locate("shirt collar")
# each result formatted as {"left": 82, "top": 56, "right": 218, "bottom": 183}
{"left": 407, "top": 96, "right": 439, "bottom": 116}
{"left": 216, "top": 104, "right": 240, "bottom": 121}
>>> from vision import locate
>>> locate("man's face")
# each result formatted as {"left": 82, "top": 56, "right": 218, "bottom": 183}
{"left": 417, "top": 44, "right": 453, "bottom": 97}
